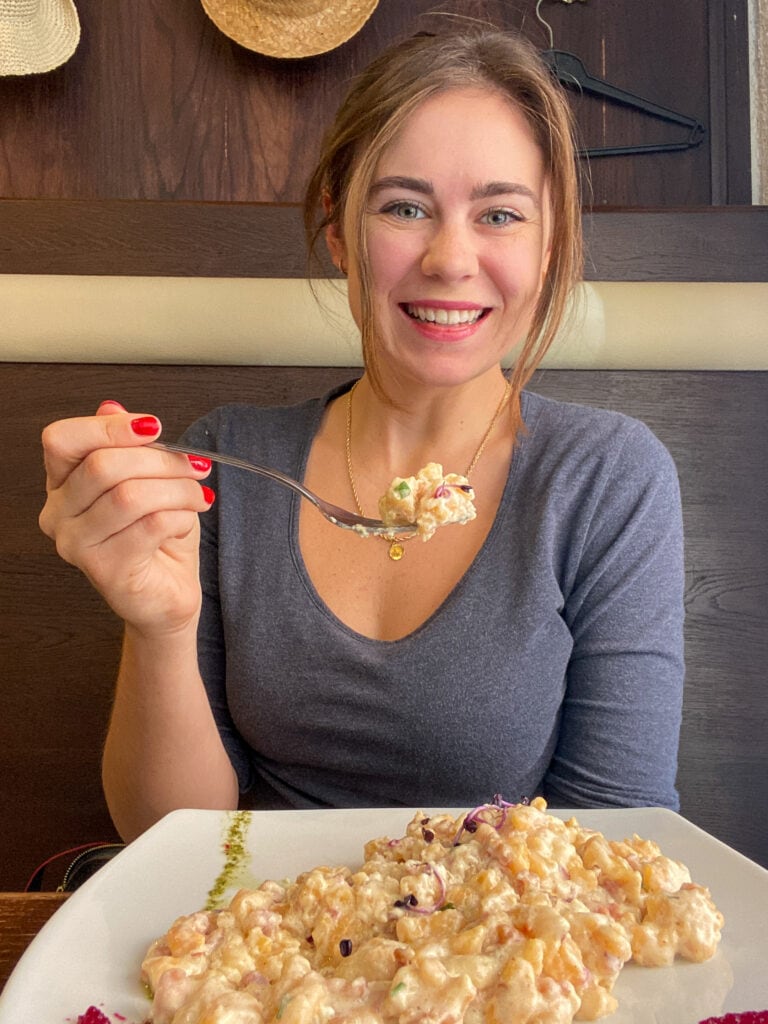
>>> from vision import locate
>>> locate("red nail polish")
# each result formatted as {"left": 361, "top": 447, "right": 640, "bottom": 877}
{"left": 187, "top": 455, "right": 212, "bottom": 473}
{"left": 201, "top": 485, "right": 216, "bottom": 505}
{"left": 131, "top": 416, "right": 160, "bottom": 436}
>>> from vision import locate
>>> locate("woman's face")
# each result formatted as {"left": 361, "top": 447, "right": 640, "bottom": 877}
{"left": 328, "top": 87, "right": 553, "bottom": 390}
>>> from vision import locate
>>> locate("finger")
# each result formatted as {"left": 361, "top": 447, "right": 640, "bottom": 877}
{"left": 89, "top": 477, "right": 215, "bottom": 547}
{"left": 77, "top": 446, "right": 212, "bottom": 515}
{"left": 41, "top": 406, "right": 163, "bottom": 491}
{"left": 40, "top": 440, "right": 213, "bottom": 543}
{"left": 53, "top": 477, "right": 214, "bottom": 566}
{"left": 83, "top": 509, "right": 201, "bottom": 590}
{"left": 73, "top": 510, "right": 205, "bottom": 628}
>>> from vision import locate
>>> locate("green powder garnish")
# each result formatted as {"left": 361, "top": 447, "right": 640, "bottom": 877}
{"left": 206, "top": 810, "right": 252, "bottom": 909}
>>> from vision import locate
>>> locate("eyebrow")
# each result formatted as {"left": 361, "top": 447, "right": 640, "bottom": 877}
{"left": 369, "top": 175, "right": 433, "bottom": 196}
{"left": 369, "top": 175, "right": 540, "bottom": 208}
{"left": 470, "top": 181, "right": 540, "bottom": 208}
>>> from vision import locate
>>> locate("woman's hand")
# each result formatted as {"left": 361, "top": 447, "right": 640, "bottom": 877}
{"left": 39, "top": 400, "right": 215, "bottom": 637}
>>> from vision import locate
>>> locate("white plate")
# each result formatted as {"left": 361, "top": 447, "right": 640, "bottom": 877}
{"left": 1, "top": 807, "right": 767, "bottom": 1023}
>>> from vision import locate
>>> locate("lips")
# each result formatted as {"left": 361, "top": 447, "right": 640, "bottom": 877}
{"left": 403, "top": 303, "right": 488, "bottom": 326}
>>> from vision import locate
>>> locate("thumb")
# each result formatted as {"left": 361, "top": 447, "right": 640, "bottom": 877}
{"left": 42, "top": 403, "right": 163, "bottom": 490}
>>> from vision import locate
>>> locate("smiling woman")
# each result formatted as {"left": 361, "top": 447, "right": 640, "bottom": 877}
{"left": 38, "top": 25, "right": 684, "bottom": 848}
{"left": 332, "top": 88, "right": 552, "bottom": 395}
{"left": 304, "top": 29, "right": 582, "bottom": 409}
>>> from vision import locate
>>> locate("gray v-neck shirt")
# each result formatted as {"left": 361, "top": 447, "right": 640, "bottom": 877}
{"left": 182, "top": 383, "right": 684, "bottom": 812}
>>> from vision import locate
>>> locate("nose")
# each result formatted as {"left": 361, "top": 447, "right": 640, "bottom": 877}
{"left": 420, "top": 220, "right": 479, "bottom": 281}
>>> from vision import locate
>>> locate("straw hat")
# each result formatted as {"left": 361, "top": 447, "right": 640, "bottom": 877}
{"left": 0, "top": 0, "right": 80, "bottom": 76}
{"left": 200, "top": 0, "right": 379, "bottom": 59}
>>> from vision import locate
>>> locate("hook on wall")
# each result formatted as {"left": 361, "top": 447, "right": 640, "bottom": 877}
{"left": 535, "top": 0, "right": 588, "bottom": 49}
{"left": 535, "top": 0, "right": 554, "bottom": 49}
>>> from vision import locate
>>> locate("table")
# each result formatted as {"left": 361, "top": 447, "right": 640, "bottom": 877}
{"left": 0, "top": 893, "right": 68, "bottom": 992}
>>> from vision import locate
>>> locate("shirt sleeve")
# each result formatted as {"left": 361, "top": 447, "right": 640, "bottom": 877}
{"left": 544, "top": 420, "right": 685, "bottom": 810}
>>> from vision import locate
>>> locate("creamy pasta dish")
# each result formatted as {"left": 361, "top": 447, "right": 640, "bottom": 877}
{"left": 378, "top": 462, "right": 477, "bottom": 540}
{"left": 141, "top": 798, "right": 723, "bottom": 1024}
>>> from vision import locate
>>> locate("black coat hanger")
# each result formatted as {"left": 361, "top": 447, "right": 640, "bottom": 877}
{"left": 541, "top": 49, "right": 707, "bottom": 158}
{"left": 534, "top": 1, "right": 706, "bottom": 158}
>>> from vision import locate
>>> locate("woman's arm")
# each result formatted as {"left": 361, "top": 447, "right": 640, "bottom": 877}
{"left": 545, "top": 421, "right": 685, "bottom": 809}
{"left": 102, "top": 622, "right": 239, "bottom": 842}
{"left": 40, "top": 401, "right": 236, "bottom": 840}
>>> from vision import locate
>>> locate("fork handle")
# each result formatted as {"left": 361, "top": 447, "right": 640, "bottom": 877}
{"left": 152, "top": 440, "right": 415, "bottom": 535}
{"left": 152, "top": 441, "right": 323, "bottom": 509}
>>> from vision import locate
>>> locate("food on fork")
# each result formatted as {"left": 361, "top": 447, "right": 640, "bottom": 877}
{"left": 378, "top": 462, "right": 477, "bottom": 541}
{"left": 140, "top": 797, "right": 723, "bottom": 1024}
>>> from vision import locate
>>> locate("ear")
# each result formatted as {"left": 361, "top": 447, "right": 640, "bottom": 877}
{"left": 325, "top": 222, "right": 348, "bottom": 274}
{"left": 323, "top": 191, "right": 348, "bottom": 273}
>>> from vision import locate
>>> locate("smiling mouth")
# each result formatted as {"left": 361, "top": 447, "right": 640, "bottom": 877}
{"left": 403, "top": 304, "right": 489, "bottom": 326}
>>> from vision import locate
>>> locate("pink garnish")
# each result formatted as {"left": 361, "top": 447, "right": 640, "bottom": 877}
{"left": 400, "top": 864, "right": 447, "bottom": 915}
{"left": 453, "top": 794, "right": 530, "bottom": 844}
{"left": 76, "top": 1009, "right": 111, "bottom": 1024}
{"left": 699, "top": 1014, "right": 768, "bottom": 1023}
{"left": 433, "top": 483, "right": 474, "bottom": 499}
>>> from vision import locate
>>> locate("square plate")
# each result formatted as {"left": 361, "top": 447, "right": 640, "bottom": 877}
{"left": 1, "top": 806, "right": 766, "bottom": 1023}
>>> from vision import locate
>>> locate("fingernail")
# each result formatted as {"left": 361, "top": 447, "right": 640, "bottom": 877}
{"left": 130, "top": 415, "right": 161, "bottom": 436}
{"left": 201, "top": 485, "right": 216, "bottom": 505}
{"left": 100, "top": 399, "right": 126, "bottom": 411}
{"left": 187, "top": 455, "right": 212, "bottom": 473}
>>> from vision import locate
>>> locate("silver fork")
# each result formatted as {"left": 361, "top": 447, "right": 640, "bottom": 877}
{"left": 153, "top": 441, "right": 416, "bottom": 537}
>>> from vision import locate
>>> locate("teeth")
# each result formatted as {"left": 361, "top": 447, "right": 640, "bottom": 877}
{"left": 407, "top": 305, "right": 483, "bottom": 325}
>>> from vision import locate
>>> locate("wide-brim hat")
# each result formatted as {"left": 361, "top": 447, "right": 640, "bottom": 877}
{"left": 200, "top": 0, "right": 379, "bottom": 59}
{"left": 0, "top": 0, "right": 80, "bottom": 76}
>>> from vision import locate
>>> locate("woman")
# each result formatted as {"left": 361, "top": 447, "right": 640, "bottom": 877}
{"left": 39, "top": 28, "right": 684, "bottom": 842}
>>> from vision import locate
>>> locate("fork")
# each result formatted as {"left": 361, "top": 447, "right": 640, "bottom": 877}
{"left": 152, "top": 441, "right": 416, "bottom": 537}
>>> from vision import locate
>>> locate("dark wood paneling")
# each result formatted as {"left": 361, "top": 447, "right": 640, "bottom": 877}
{"left": 1, "top": 202, "right": 766, "bottom": 280}
{"left": 0, "top": 0, "right": 748, "bottom": 207}
{"left": 0, "top": 0, "right": 755, "bottom": 287}
{"left": 581, "top": 207, "right": 768, "bottom": 281}
{"left": 708, "top": 0, "right": 754, "bottom": 203}
{"left": 1, "top": 363, "right": 765, "bottom": 890}
{"left": 0, "top": 200, "right": 313, "bottom": 278}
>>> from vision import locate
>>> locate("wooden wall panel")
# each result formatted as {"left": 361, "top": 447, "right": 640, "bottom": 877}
{"left": 1, "top": 363, "right": 765, "bottom": 890}
{"left": 0, "top": 203, "right": 765, "bottom": 280}
{"left": 0, "top": 0, "right": 749, "bottom": 207}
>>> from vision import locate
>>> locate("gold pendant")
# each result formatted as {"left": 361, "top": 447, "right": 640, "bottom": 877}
{"left": 388, "top": 541, "right": 405, "bottom": 561}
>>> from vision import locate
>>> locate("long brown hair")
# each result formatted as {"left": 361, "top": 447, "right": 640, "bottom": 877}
{"left": 304, "top": 26, "right": 583, "bottom": 408}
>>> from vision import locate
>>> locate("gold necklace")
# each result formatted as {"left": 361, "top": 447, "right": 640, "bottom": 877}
{"left": 345, "top": 378, "right": 512, "bottom": 561}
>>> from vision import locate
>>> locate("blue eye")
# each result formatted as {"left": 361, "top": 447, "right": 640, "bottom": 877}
{"left": 382, "top": 201, "right": 427, "bottom": 220}
{"left": 481, "top": 208, "right": 522, "bottom": 227}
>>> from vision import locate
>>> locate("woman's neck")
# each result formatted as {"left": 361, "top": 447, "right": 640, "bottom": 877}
{"left": 346, "top": 369, "right": 513, "bottom": 485}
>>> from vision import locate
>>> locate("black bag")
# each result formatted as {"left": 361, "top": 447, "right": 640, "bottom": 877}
{"left": 26, "top": 843, "right": 125, "bottom": 892}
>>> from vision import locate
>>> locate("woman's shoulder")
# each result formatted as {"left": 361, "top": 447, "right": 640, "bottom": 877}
{"left": 522, "top": 387, "right": 642, "bottom": 434}
{"left": 520, "top": 388, "right": 675, "bottom": 471}
{"left": 517, "top": 390, "right": 683, "bottom": 566}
